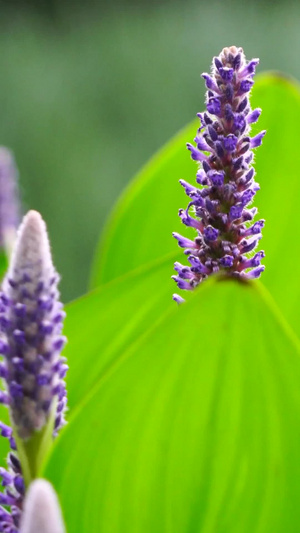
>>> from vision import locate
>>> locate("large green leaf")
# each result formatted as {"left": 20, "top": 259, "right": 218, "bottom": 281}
{"left": 43, "top": 279, "right": 300, "bottom": 532}
{"left": 251, "top": 74, "right": 300, "bottom": 335}
{"left": 0, "top": 253, "right": 181, "bottom": 488}
{"left": 90, "top": 120, "right": 196, "bottom": 286}
{"left": 64, "top": 253, "right": 180, "bottom": 410}
{"left": 91, "top": 74, "right": 300, "bottom": 336}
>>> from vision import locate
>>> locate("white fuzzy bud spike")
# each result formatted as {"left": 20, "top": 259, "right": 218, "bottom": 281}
{"left": 0, "top": 209, "right": 67, "bottom": 441}
{"left": 20, "top": 479, "right": 66, "bottom": 533}
{"left": 4, "top": 210, "right": 55, "bottom": 296}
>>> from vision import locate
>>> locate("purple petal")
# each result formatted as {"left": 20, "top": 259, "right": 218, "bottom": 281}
{"left": 250, "top": 130, "right": 266, "bottom": 148}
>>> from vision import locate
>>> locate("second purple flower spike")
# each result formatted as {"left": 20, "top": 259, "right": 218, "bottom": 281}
{"left": 0, "top": 210, "right": 67, "bottom": 532}
{"left": 173, "top": 46, "right": 266, "bottom": 298}
{"left": 0, "top": 210, "right": 67, "bottom": 442}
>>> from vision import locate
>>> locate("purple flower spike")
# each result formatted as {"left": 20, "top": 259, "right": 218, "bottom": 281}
{"left": 0, "top": 210, "right": 67, "bottom": 439}
{"left": 0, "top": 147, "right": 20, "bottom": 256}
{"left": 172, "top": 46, "right": 265, "bottom": 294}
{"left": 0, "top": 210, "right": 67, "bottom": 531}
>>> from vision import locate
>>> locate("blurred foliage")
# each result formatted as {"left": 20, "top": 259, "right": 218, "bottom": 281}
{"left": 0, "top": 0, "right": 298, "bottom": 300}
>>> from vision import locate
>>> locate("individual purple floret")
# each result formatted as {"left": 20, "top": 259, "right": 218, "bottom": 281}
{"left": 172, "top": 46, "right": 266, "bottom": 296}
{"left": 0, "top": 210, "right": 67, "bottom": 532}
{"left": 0, "top": 147, "right": 20, "bottom": 256}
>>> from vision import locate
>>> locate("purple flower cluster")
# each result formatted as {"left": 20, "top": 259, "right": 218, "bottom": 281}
{"left": 0, "top": 148, "right": 20, "bottom": 256}
{"left": 0, "top": 210, "right": 67, "bottom": 532}
{"left": 172, "top": 46, "right": 266, "bottom": 300}
{"left": 0, "top": 450, "right": 23, "bottom": 532}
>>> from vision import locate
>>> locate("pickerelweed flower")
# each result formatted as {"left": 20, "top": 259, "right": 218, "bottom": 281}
{"left": 0, "top": 210, "right": 67, "bottom": 533}
{"left": 0, "top": 147, "right": 20, "bottom": 257}
{"left": 172, "top": 46, "right": 266, "bottom": 301}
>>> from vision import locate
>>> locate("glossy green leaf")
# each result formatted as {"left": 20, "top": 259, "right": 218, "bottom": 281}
{"left": 0, "top": 252, "right": 181, "bottom": 488}
{"left": 64, "top": 253, "right": 180, "bottom": 410}
{"left": 251, "top": 74, "right": 300, "bottom": 335}
{"left": 43, "top": 279, "right": 300, "bottom": 532}
{"left": 91, "top": 73, "right": 300, "bottom": 336}
{"left": 91, "top": 120, "right": 196, "bottom": 286}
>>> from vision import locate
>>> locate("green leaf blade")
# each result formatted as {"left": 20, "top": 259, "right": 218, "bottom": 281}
{"left": 44, "top": 279, "right": 300, "bottom": 532}
{"left": 251, "top": 73, "right": 300, "bottom": 335}
{"left": 65, "top": 255, "right": 180, "bottom": 410}
{"left": 90, "top": 121, "right": 196, "bottom": 287}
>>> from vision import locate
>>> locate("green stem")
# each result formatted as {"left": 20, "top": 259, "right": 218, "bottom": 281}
{"left": 12, "top": 402, "right": 57, "bottom": 487}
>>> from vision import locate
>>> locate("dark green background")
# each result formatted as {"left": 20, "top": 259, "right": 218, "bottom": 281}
{"left": 0, "top": 0, "right": 296, "bottom": 300}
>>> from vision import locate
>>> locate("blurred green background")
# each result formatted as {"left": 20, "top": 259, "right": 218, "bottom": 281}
{"left": 0, "top": 0, "right": 297, "bottom": 301}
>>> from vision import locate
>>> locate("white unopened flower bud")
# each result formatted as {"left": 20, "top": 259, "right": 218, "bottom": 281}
{"left": 20, "top": 479, "right": 66, "bottom": 533}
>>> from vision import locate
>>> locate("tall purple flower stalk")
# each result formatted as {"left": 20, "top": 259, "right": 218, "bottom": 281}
{"left": 0, "top": 148, "right": 20, "bottom": 256}
{"left": 172, "top": 46, "right": 266, "bottom": 301}
{"left": 0, "top": 210, "right": 67, "bottom": 533}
